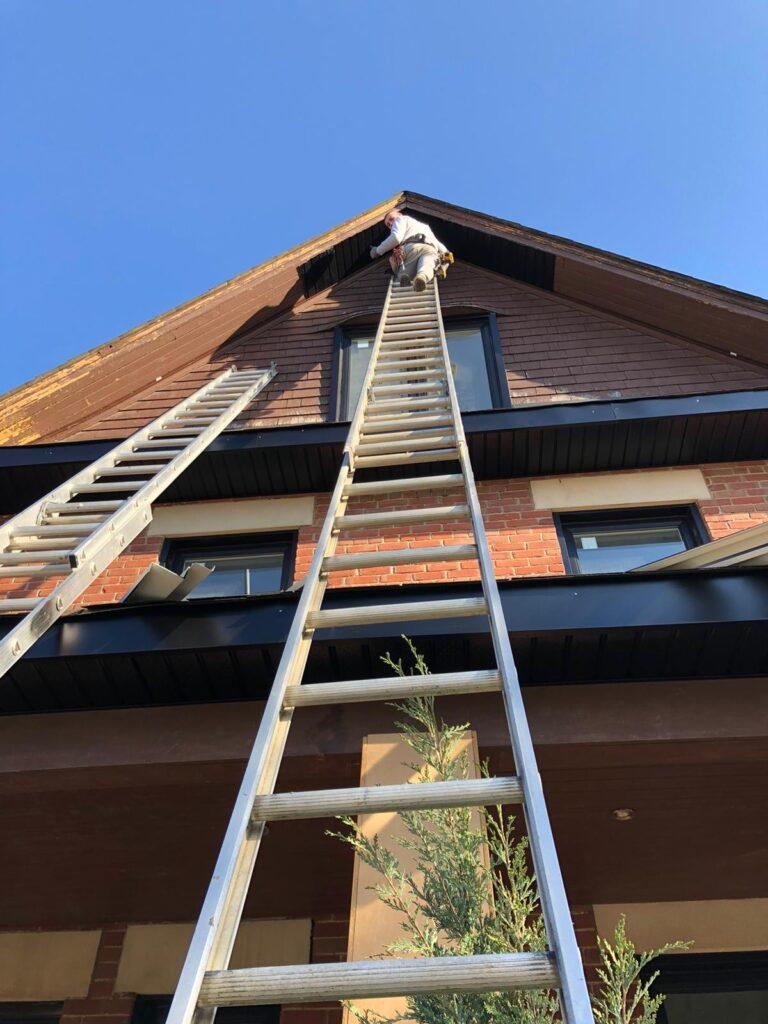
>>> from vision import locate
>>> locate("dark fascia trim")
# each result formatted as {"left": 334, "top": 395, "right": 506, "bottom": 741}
{"left": 4, "top": 568, "right": 768, "bottom": 662}
{"left": 1, "top": 387, "right": 767, "bottom": 472}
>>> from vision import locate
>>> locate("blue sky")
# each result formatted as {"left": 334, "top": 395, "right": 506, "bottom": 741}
{"left": 1, "top": 1, "right": 766, "bottom": 395}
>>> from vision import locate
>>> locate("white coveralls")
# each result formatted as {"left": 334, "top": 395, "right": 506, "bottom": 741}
{"left": 371, "top": 214, "right": 447, "bottom": 286}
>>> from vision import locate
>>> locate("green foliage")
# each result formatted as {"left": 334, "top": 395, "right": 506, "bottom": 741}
{"left": 592, "top": 915, "right": 691, "bottom": 1024}
{"left": 329, "top": 637, "right": 688, "bottom": 1024}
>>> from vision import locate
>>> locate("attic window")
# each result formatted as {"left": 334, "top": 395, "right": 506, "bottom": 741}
{"left": 331, "top": 316, "right": 509, "bottom": 420}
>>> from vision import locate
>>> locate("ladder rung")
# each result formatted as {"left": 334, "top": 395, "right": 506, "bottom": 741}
{"left": 322, "top": 543, "right": 476, "bottom": 572}
{"left": 96, "top": 465, "right": 165, "bottom": 476}
{"left": 366, "top": 396, "right": 450, "bottom": 414}
{"left": 6, "top": 538, "right": 79, "bottom": 552}
{"left": 372, "top": 382, "right": 445, "bottom": 396}
{"left": 43, "top": 500, "right": 122, "bottom": 513}
{"left": 152, "top": 429, "right": 202, "bottom": 438}
{"left": 355, "top": 434, "right": 455, "bottom": 456}
{"left": 373, "top": 369, "right": 444, "bottom": 383}
{"left": 251, "top": 775, "right": 522, "bottom": 823}
{"left": 380, "top": 337, "right": 439, "bottom": 349}
{"left": 354, "top": 448, "right": 458, "bottom": 469}
{"left": 132, "top": 440, "right": 187, "bottom": 451}
{"left": 0, "top": 564, "right": 69, "bottom": 578}
{"left": 344, "top": 473, "right": 465, "bottom": 497}
{"left": 0, "top": 550, "right": 72, "bottom": 564}
{"left": 0, "top": 598, "right": 40, "bottom": 613}
{"left": 72, "top": 482, "right": 144, "bottom": 493}
{"left": 383, "top": 329, "right": 439, "bottom": 340}
{"left": 11, "top": 523, "right": 94, "bottom": 538}
{"left": 358, "top": 426, "right": 452, "bottom": 444}
{"left": 376, "top": 358, "right": 443, "bottom": 371}
{"left": 172, "top": 417, "right": 217, "bottom": 426}
{"left": 199, "top": 951, "right": 557, "bottom": 1008}
{"left": 41, "top": 514, "right": 109, "bottom": 525}
{"left": 361, "top": 414, "right": 453, "bottom": 434}
{"left": 306, "top": 596, "right": 487, "bottom": 630}
{"left": 335, "top": 504, "right": 468, "bottom": 530}
{"left": 284, "top": 668, "right": 502, "bottom": 706}
{"left": 378, "top": 353, "right": 441, "bottom": 365}
{"left": 118, "top": 450, "right": 180, "bottom": 461}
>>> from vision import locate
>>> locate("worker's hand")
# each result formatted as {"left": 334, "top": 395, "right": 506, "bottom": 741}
{"left": 369, "top": 246, "right": 378, "bottom": 260}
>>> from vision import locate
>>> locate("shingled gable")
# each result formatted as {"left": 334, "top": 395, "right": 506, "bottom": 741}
{"left": 2, "top": 190, "right": 766, "bottom": 445}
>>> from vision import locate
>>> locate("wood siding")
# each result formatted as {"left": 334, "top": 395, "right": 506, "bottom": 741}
{"left": 54, "top": 261, "right": 768, "bottom": 442}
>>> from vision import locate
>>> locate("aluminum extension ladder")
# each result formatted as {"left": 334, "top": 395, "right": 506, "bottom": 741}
{"left": 0, "top": 363, "right": 276, "bottom": 676}
{"left": 169, "top": 279, "right": 593, "bottom": 1024}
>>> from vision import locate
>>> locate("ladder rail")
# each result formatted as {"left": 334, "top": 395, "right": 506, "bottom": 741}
{"left": 432, "top": 284, "right": 593, "bottom": 1022}
{"left": 165, "top": 282, "right": 397, "bottom": 1024}
{"left": 0, "top": 364, "right": 277, "bottom": 677}
{"left": 0, "top": 365, "right": 274, "bottom": 556}
{"left": 169, "top": 278, "right": 594, "bottom": 1024}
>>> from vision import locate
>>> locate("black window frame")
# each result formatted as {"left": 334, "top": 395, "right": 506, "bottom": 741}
{"left": 644, "top": 951, "right": 768, "bottom": 1023}
{"left": 554, "top": 505, "right": 710, "bottom": 576}
{"left": 330, "top": 313, "right": 510, "bottom": 421}
{"left": 0, "top": 1004, "right": 62, "bottom": 1024}
{"left": 160, "top": 532, "right": 297, "bottom": 598}
{"left": 132, "top": 996, "right": 279, "bottom": 1024}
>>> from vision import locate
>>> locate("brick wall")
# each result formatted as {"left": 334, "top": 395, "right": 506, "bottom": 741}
{"left": 280, "top": 915, "right": 349, "bottom": 1024}
{"left": 61, "top": 262, "right": 768, "bottom": 443}
{"left": 60, "top": 925, "right": 134, "bottom": 1024}
{"left": 2, "top": 462, "right": 768, "bottom": 607}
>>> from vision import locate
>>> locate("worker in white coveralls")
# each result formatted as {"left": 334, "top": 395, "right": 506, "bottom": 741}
{"left": 370, "top": 209, "right": 453, "bottom": 291}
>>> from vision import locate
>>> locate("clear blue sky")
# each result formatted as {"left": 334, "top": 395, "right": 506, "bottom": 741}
{"left": 1, "top": 1, "right": 766, "bottom": 395}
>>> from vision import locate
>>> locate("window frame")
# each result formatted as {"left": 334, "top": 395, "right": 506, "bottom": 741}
{"left": 160, "top": 532, "right": 297, "bottom": 598}
{"left": 132, "top": 996, "right": 279, "bottom": 1024}
{"left": 554, "top": 505, "right": 710, "bottom": 576}
{"left": 645, "top": 951, "right": 768, "bottom": 1023}
{"left": 330, "top": 314, "right": 510, "bottom": 421}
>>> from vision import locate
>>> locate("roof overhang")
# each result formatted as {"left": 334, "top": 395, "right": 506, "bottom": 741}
{"left": 0, "top": 388, "right": 766, "bottom": 513}
{"left": 3, "top": 569, "right": 768, "bottom": 714}
{"left": 2, "top": 190, "right": 766, "bottom": 446}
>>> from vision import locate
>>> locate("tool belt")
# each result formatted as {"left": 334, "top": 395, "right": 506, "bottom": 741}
{"left": 392, "top": 235, "right": 433, "bottom": 267}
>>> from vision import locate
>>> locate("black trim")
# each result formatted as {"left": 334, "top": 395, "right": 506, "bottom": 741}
{"left": 0, "top": 1005, "right": 62, "bottom": 1024}
{"left": 649, "top": 951, "right": 768, "bottom": 995}
{"left": 0, "top": 389, "right": 767, "bottom": 512}
{"left": 554, "top": 505, "right": 710, "bottom": 575}
{"left": 161, "top": 533, "right": 297, "bottom": 596}
{"left": 3, "top": 569, "right": 768, "bottom": 713}
{"left": 132, "top": 996, "right": 278, "bottom": 1024}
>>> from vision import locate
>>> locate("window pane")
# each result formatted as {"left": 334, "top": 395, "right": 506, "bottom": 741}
{"left": 664, "top": 990, "right": 768, "bottom": 1023}
{"left": 446, "top": 328, "right": 493, "bottom": 411}
{"left": 182, "top": 552, "right": 284, "bottom": 598}
{"left": 571, "top": 524, "right": 686, "bottom": 574}
{"left": 345, "top": 336, "right": 374, "bottom": 417}
{"left": 342, "top": 324, "right": 496, "bottom": 417}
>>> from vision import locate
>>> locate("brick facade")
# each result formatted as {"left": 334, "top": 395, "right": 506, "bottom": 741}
{"left": 60, "top": 925, "right": 134, "bottom": 1024}
{"left": 2, "top": 461, "right": 767, "bottom": 607}
{"left": 60, "top": 262, "right": 768, "bottom": 443}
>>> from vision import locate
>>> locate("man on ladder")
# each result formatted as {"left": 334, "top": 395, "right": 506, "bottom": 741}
{"left": 370, "top": 208, "right": 454, "bottom": 291}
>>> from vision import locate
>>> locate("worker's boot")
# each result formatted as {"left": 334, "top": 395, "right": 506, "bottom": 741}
{"left": 413, "top": 274, "right": 427, "bottom": 292}
{"left": 399, "top": 273, "right": 411, "bottom": 287}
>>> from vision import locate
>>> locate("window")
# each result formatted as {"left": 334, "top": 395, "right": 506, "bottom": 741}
{"left": 332, "top": 316, "right": 509, "bottom": 420}
{"left": 133, "top": 997, "right": 278, "bottom": 1024}
{"left": 0, "top": 1005, "right": 61, "bottom": 1024}
{"left": 162, "top": 534, "right": 295, "bottom": 599}
{"left": 555, "top": 506, "right": 708, "bottom": 575}
{"left": 647, "top": 952, "right": 768, "bottom": 1023}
